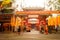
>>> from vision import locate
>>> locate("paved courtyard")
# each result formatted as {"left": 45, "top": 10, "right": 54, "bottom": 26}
{"left": 0, "top": 29, "right": 60, "bottom": 40}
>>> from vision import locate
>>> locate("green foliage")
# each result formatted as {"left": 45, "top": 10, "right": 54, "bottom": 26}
{"left": 2, "top": 2, "right": 12, "bottom": 8}
{"left": 1, "top": 9, "right": 14, "bottom": 13}
{"left": 48, "top": 0, "right": 60, "bottom": 10}
{"left": 58, "top": 0, "right": 60, "bottom": 3}
{"left": 58, "top": 7, "right": 60, "bottom": 10}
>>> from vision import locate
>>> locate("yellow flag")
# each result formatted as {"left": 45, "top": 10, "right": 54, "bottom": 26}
{"left": 2, "top": 0, "right": 11, "bottom": 5}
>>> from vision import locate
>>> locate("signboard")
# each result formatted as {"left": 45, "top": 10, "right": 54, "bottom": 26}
{"left": 28, "top": 15, "right": 39, "bottom": 18}
{"left": 28, "top": 18, "right": 39, "bottom": 24}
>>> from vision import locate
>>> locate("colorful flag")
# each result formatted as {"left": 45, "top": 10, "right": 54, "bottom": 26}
{"left": 2, "top": 0, "right": 11, "bottom": 5}
{"left": 1, "top": 0, "right": 11, "bottom": 7}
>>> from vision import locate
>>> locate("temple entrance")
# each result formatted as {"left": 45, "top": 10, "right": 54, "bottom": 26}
{"left": 31, "top": 24, "right": 36, "bottom": 29}
{"left": 15, "top": 14, "right": 48, "bottom": 32}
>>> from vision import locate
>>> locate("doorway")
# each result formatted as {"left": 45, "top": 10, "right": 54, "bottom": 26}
{"left": 31, "top": 24, "right": 36, "bottom": 29}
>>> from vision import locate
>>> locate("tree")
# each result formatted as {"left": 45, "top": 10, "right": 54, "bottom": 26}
{"left": 48, "top": 0, "right": 60, "bottom": 10}
{"left": 58, "top": 0, "right": 60, "bottom": 3}
{"left": 57, "top": 0, "right": 60, "bottom": 10}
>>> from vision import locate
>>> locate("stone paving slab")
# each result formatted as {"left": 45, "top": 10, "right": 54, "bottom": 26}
{"left": 0, "top": 29, "right": 60, "bottom": 40}
{"left": 0, "top": 32, "right": 60, "bottom": 40}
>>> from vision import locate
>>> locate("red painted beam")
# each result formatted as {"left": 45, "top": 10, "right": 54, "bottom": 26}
{"left": 16, "top": 11, "right": 60, "bottom": 15}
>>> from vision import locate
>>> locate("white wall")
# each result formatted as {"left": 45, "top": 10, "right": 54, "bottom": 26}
{"left": 22, "top": 0, "right": 45, "bottom": 8}
{"left": 12, "top": 0, "right": 55, "bottom": 11}
{"left": 12, "top": 0, "right": 23, "bottom": 11}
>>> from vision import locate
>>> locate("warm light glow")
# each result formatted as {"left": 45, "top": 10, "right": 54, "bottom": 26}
{"left": 28, "top": 15, "right": 39, "bottom": 18}
{"left": 29, "top": 19, "right": 38, "bottom": 21}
